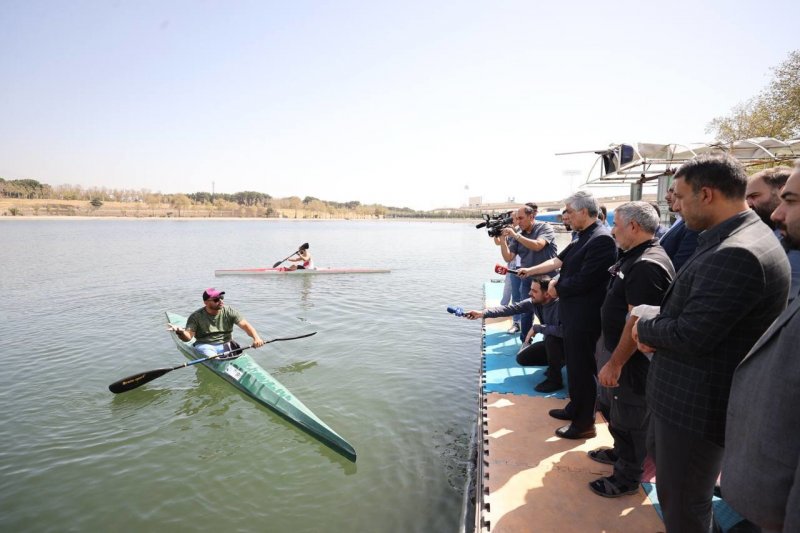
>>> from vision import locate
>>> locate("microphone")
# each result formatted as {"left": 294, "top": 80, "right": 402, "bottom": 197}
{"left": 447, "top": 306, "right": 465, "bottom": 317}
{"left": 494, "top": 264, "right": 519, "bottom": 276}
{"left": 475, "top": 221, "right": 487, "bottom": 229}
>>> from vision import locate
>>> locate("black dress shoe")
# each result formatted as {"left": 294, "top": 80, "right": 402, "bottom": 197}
{"left": 555, "top": 424, "right": 597, "bottom": 440}
{"left": 548, "top": 408, "right": 572, "bottom": 421}
{"left": 535, "top": 380, "right": 564, "bottom": 393}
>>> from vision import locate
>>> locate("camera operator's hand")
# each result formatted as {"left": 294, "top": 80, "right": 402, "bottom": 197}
{"left": 464, "top": 310, "right": 484, "bottom": 320}
{"left": 493, "top": 236, "right": 503, "bottom": 246}
{"left": 501, "top": 227, "right": 518, "bottom": 240}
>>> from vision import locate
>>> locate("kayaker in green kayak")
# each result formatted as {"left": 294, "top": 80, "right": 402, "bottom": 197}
{"left": 168, "top": 288, "right": 265, "bottom": 357}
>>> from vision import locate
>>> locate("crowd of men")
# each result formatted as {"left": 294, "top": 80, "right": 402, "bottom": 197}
{"left": 470, "top": 154, "right": 800, "bottom": 533}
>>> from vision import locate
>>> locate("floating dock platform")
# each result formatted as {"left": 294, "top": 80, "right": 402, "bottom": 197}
{"left": 466, "top": 280, "right": 748, "bottom": 532}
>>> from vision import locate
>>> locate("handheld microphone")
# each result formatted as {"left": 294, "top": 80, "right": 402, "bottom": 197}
{"left": 447, "top": 306, "right": 465, "bottom": 317}
{"left": 494, "top": 264, "right": 520, "bottom": 276}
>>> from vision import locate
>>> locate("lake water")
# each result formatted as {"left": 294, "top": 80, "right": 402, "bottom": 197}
{"left": 0, "top": 219, "right": 573, "bottom": 532}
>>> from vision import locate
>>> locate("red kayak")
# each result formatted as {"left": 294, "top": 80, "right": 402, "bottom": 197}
{"left": 214, "top": 267, "right": 391, "bottom": 276}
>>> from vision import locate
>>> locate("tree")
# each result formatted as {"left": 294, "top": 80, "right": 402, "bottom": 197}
{"left": 90, "top": 198, "right": 103, "bottom": 208}
{"left": 144, "top": 193, "right": 162, "bottom": 216}
{"left": 170, "top": 194, "right": 192, "bottom": 217}
{"left": 707, "top": 50, "right": 800, "bottom": 141}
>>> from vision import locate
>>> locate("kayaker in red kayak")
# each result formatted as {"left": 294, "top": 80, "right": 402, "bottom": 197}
{"left": 168, "top": 288, "right": 265, "bottom": 357}
{"left": 286, "top": 245, "right": 316, "bottom": 271}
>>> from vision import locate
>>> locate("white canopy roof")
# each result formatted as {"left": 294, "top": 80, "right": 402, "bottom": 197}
{"left": 565, "top": 137, "right": 800, "bottom": 185}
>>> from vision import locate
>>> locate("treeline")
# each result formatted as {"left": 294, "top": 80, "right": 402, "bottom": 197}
{"left": 0, "top": 178, "right": 53, "bottom": 199}
{"left": 0, "top": 178, "right": 479, "bottom": 218}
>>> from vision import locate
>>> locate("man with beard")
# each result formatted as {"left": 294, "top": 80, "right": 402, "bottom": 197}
{"left": 659, "top": 182, "right": 699, "bottom": 271}
{"left": 464, "top": 276, "right": 565, "bottom": 393}
{"left": 746, "top": 166, "right": 800, "bottom": 301}
{"left": 173, "top": 288, "right": 265, "bottom": 357}
{"left": 633, "top": 154, "right": 790, "bottom": 533}
{"left": 723, "top": 160, "right": 800, "bottom": 532}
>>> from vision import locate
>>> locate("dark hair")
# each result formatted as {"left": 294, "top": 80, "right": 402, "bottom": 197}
{"left": 532, "top": 275, "right": 552, "bottom": 292}
{"left": 521, "top": 204, "right": 537, "bottom": 216}
{"left": 751, "top": 166, "right": 793, "bottom": 190}
{"left": 649, "top": 201, "right": 661, "bottom": 218}
{"left": 525, "top": 202, "right": 539, "bottom": 212}
{"left": 675, "top": 153, "right": 747, "bottom": 199}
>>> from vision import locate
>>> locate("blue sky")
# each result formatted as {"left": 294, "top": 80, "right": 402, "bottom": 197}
{"left": 1, "top": 0, "right": 798, "bottom": 210}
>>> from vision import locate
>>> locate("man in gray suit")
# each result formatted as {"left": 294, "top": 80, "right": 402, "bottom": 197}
{"left": 633, "top": 154, "right": 791, "bottom": 533}
{"left": 723, "top": 161, "right": 800, "bottom": 532}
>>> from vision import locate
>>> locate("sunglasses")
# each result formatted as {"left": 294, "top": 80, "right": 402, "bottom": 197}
{"left": 210, "top": 296, "right": 224, "bottom": 302}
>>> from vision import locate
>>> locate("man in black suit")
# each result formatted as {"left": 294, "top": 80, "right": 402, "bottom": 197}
{"left": 633, "top": 154, "right": 791, "bottom": 533}
{"left": 658, "top": 183, "right": 699, "bottom": 271}
{"left": 519, "top": 191, "right": 617, "bottom": 439}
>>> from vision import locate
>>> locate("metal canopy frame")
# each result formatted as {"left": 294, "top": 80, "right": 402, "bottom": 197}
{"left": 558, "top": 137, "right": 800, "bottom": 187}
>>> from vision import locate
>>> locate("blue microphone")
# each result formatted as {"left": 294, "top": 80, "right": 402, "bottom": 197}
{"left": 447, "top": 306, "right": 465, "bottom": 317}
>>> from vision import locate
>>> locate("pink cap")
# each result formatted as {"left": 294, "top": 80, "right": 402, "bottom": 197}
{"left": 202, "top": 288, "right": 225, "bottom": 300}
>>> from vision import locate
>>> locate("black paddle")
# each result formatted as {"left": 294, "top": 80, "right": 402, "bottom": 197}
{"left": 108, "top": 332, "right": 317, "bottom": 394}
{"left": 272, "top": 243, "right": 309, "bottom": 268}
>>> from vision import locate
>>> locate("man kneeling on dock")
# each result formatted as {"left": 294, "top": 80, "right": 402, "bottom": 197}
{"left": 465, "top": 276, "right": 565, "bottom": 393}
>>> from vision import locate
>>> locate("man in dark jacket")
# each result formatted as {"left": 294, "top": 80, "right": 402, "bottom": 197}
{"left": 723, "top": 160, "right": 800, "bottom": 532}
{"left": 633, "top": 154, "right": 790, "bottom": 533}
{"left": 589, "top": 201, "right": 675, "bottom": 498}
{"left": 659, "top": 182, "right": 700, "bottom": 271}
{"left": 465, "top": 275, "right": 565, "bottom": 392}
{"left": 519, "top": 191, "right": 618, "bottom": 439}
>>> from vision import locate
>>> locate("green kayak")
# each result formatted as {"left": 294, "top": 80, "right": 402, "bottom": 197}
{"left": 166, "top": 312, "right": 356, "bottom": 462}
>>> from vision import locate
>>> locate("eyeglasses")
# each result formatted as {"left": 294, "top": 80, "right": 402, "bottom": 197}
{"left": 608, "top": 261, "right": 623, "bottom": 278}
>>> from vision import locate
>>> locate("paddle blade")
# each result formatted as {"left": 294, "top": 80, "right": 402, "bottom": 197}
{"left": 299, "top": 242, "right": 309, "bottom": 250}
{"left": 108, "top": 367, "right": 173, "bottom": 394}
{"left": 271, "top": 261, "right": 282, "bottom": 268}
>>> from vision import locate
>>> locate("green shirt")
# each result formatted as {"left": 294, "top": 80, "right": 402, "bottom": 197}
{"left": 186, "top": 306, "right": 244, "bottom": 345}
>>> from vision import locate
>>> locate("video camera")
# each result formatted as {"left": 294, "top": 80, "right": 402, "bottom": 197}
{"left": 475, "top": 211, "right": 514, "bottom": 238}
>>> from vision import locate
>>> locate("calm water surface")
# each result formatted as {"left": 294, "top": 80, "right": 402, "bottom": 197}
{"left": 0, "top": 219, "right": 539, "bottom": 533}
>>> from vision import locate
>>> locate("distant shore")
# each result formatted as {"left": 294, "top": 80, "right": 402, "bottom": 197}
{"left": 0, "top": 215, "right": 480, "bottom": 223}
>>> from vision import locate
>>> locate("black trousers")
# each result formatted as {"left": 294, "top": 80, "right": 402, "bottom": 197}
{"left": 596, "top": 340, "right": 650, "bottom": 486}
{"left": 516, "top": 335, "right": 565, "bottom": 384}
{"left": 518, "top": 277, "right": 533, "bottom": 343}
{"left": 649, "top": 415, "right": 724, "bottom": 533}
{"left": 562, "top": 328, "right": 600, "bottom": 430}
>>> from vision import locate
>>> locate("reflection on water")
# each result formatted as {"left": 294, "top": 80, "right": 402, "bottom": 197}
{"left": 272, "top": 359, "right": 319, "bottom": 376}
{"left": 109, "top": 387, "right": 175, "bottom": 418}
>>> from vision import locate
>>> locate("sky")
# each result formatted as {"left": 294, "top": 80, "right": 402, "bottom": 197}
{"left": 1, "top": 1, "right": 798, "bottom": 210}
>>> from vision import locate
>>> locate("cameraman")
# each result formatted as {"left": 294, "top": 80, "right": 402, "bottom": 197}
{"left": 499, "top": 204, "right": 558, "bottom": 341}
